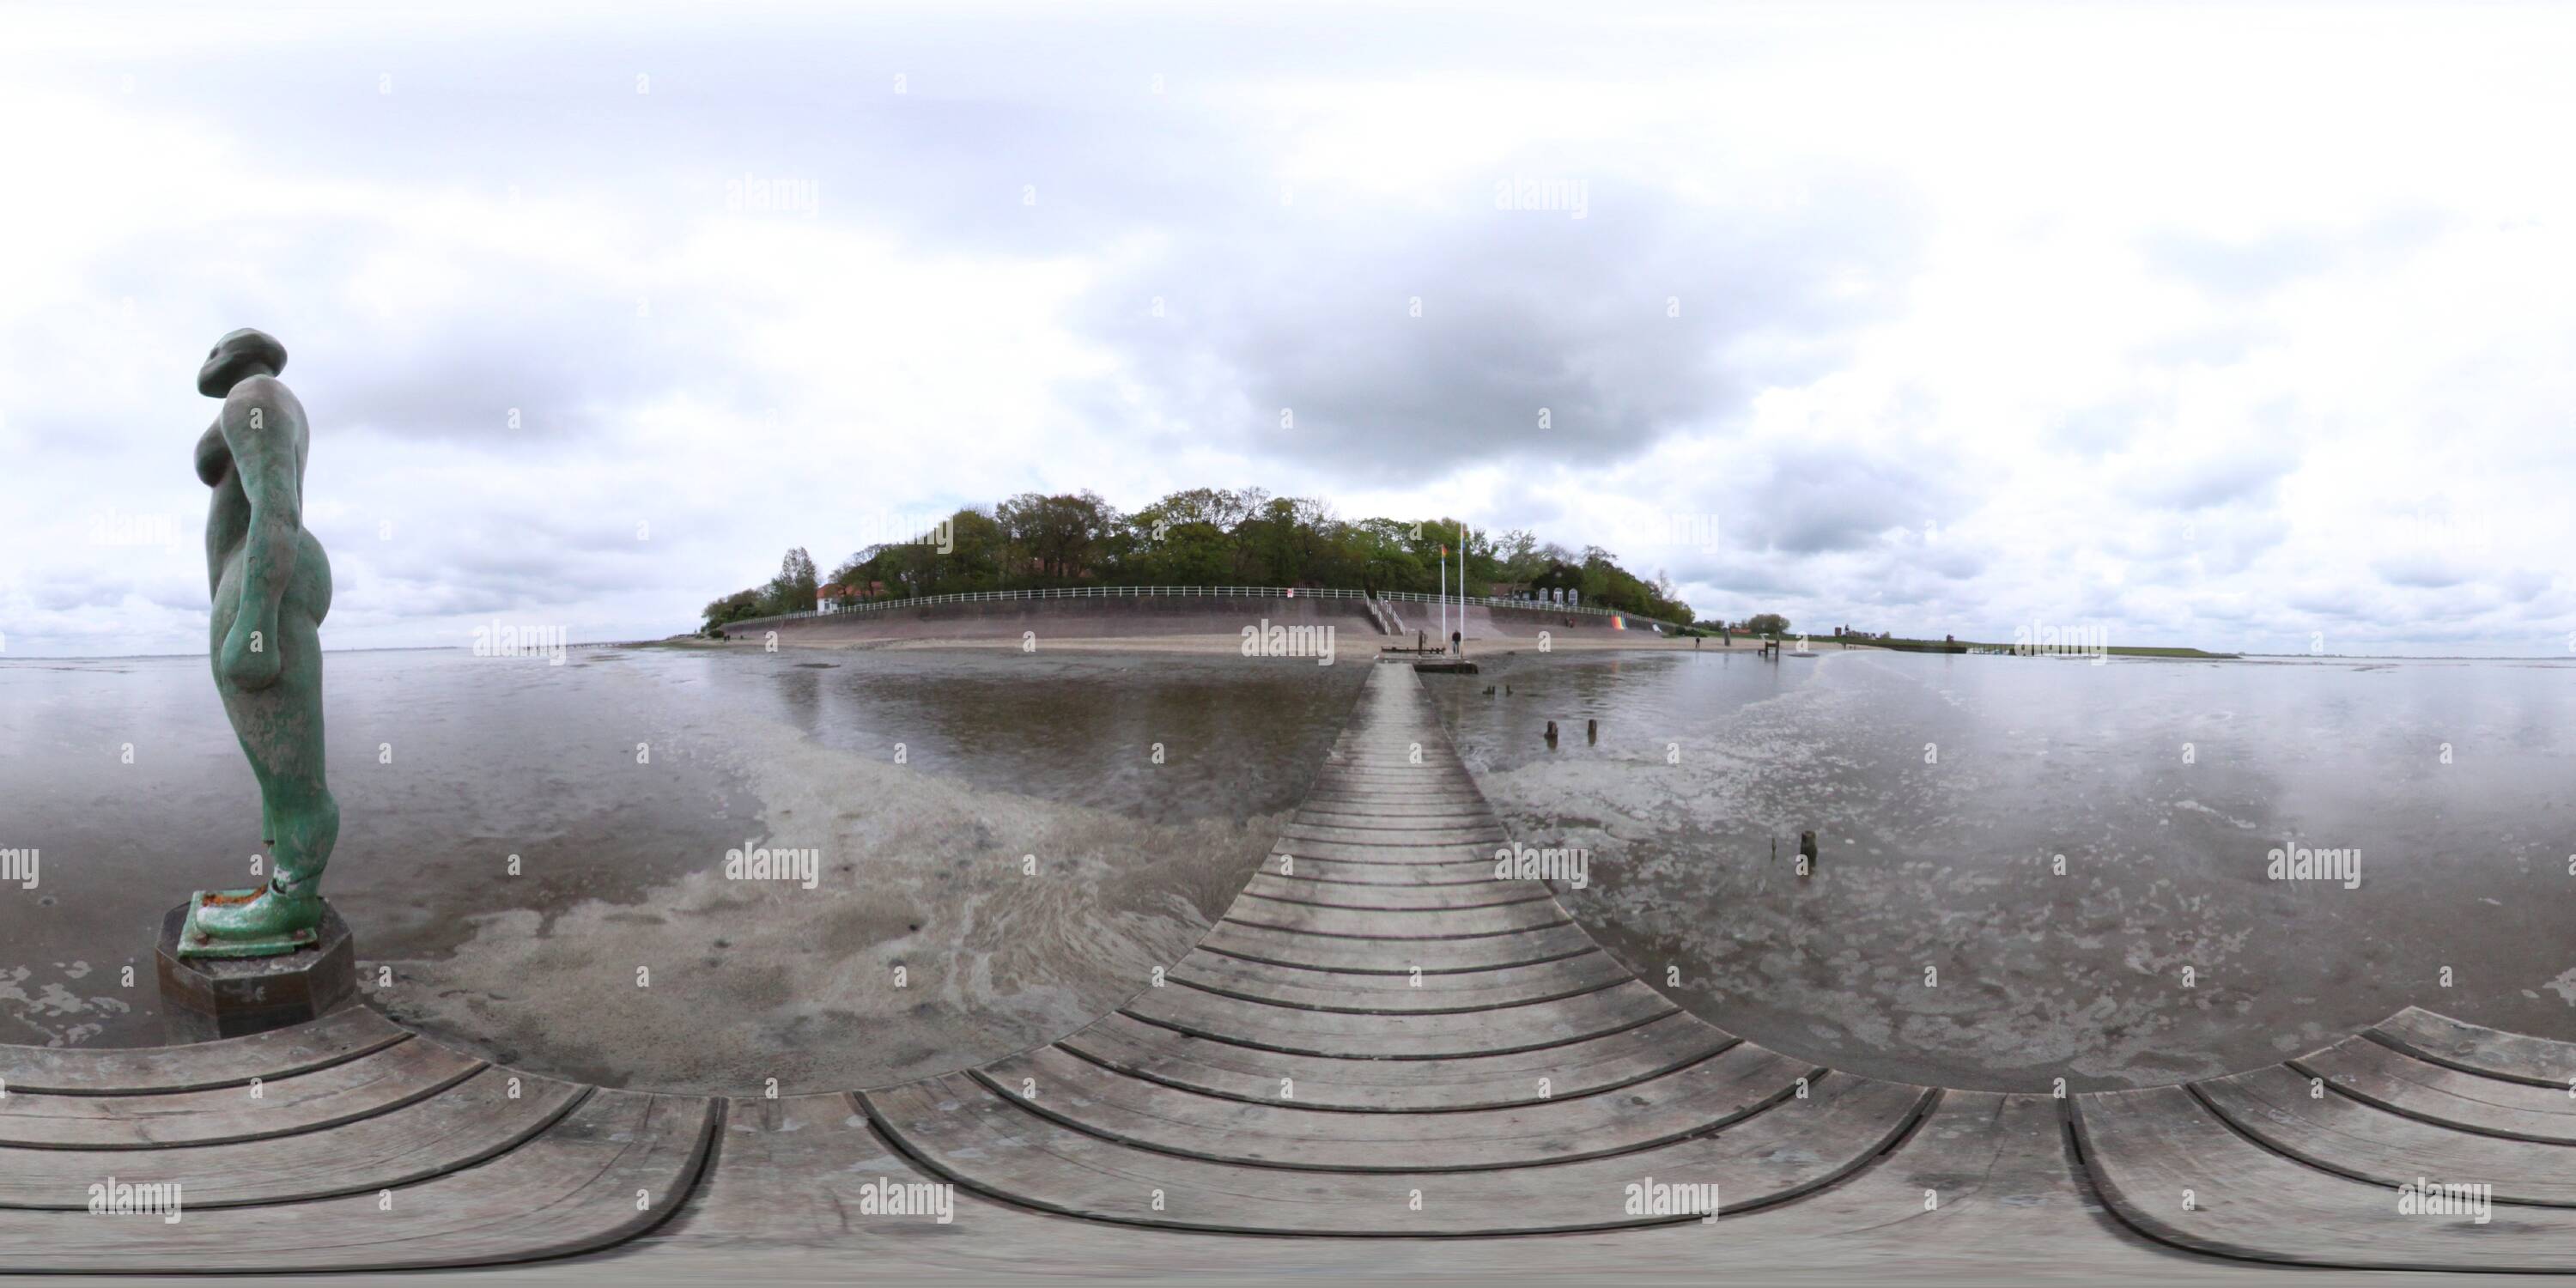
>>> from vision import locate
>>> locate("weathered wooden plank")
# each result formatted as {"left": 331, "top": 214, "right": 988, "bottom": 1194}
{"left": 1241, "top": 872, "right": 1548, "bottom": 911}
{"left": 2295, "top": 1036, "right": 2576, "bottom": 1143}
{"left": 1060, "top": 1012, "right": 1735, "bottom": 1112}
{"left": 1224, "top": 895, "right": 1566, "bottom": 939}
{"left": 1297, "top": 787, "right": 1491, "bottom": 805}
{"left": 1268, "top": 838, "right": 1504, "bottom": 865}
{"left": 1199, "top": 920, "right": 1601, "bottom": 973}
{"left": 1121, "top": 979, "right": 1677, "bottom": 1059}
{"left": 0, "top": 1006, "right": 405, "bottom": 1096}
{"left": 1291, "top": 805, "right": 1498, "bottom": 827}
{"left": 0, "top": 1068, "right": 587, "bottom": 1209}
{"left": 1167, "top": 949, "right": 1631, "bottom": 1013}
{"left": 865, "top": 1070, "right": 1929, "bottom": 1235}
{"left": 2372, "top": 1007, "right": 2576, "bottom": 1089}
{"left": 0, "top": 1091, "right": 719, "bottom": 1273}
{"left": 645, "top": 1092, "right": 1018, "bottom": 1245}
{"left": 0, "top": 1038, "right": 484, "bottom": 1149}
{"left": 1302, "top": 768, "right": 1486, "bottom": 786}
{"left": 1300, "top": 783, "right": 1479, "bottom": 799}
{"left": 975, "top": 1042, "right": 1815, "bottom": 1171}
{"left": 1306, "top": 766, "right": 1477, "bottom": 784}
{"left": 2197, "top": 1064, "right": 2576, "bottom": 1206}
{"left": 1692, "top": 1091, "right": 2183, "bottom": 1271}
{"left": 2075, "top": 1084, "right": 2576, "bottom": 1271}
{"left": 1259, "top": 855, "right": 1510, "bottom": 885}
{"left": 1280, "top": 823, "right": 1504, "bottom": 847}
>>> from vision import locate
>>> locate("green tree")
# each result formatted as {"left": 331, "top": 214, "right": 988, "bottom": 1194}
{"left": 1744, "top": 612, "right": 1789, "bottom": 637}
{"left": 760, "top": 547, "right": 819, "bottom": 616}
{"left": 701, "top": 587, "right": 765, "bottom": 632}
{"left": 732, "top": 486, "right": 1710, "bottom": 629}
{"left": 999, "top": 490, "right": 1120, "bottom": 585}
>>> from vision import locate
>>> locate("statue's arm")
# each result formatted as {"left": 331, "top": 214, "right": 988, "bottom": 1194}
{"left": 217, "top": 377, "right": 304, "bottom": 688}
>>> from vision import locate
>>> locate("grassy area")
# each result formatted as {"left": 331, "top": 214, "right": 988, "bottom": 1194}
{"left": 1863, "top": 636, "right": 2238, "bottom": 659}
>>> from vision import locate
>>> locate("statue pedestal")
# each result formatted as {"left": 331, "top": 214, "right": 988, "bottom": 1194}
{"left": 154, "top": 901, "right": 358, "bottom": 1043}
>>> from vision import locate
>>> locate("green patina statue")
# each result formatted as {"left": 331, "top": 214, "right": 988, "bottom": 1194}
{"left": 179, "top": 328, "right": 339, "bottom": 958}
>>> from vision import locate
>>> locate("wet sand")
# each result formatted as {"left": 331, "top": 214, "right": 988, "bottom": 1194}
{"left": 370, "top": 686, "right": 1287, "bottom": 1092}
{"left": 1, "top": 647, "right": 1364, "bottom": 1093}
{"left": 1427, "top": 647, "right": 2576, "bottom": 1091}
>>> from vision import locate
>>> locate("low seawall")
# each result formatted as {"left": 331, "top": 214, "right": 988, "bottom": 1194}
{"left": 719, "top": 592, "right": 1674, "bottom": 648}
{"left": 1460, "top": 603, "right": 1655, "bottom": 641}
{"left": 726, "top": 593, "right": 1382, "bottom": 646}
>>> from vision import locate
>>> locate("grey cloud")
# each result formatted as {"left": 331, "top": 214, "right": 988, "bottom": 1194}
{"left": 2133, "top": 323, "right": 2281, "bottom": 371}
{"left": 2141, "top": 228, "right": 2336, "bottom": 298}
{"left": 1078, "top": 163, "right": 1922, "bottom": 483}
{"left": 2123, "top": 447, "right": 2297, "bottom": 511}
{"left": 2372, "top": 553, "right": 2470, "bottom": 590}
{"left": 1729, "top": 440, "right": 1956, "bottom": 556}
{"left": 2140, "top": 210, "right": 2451, "bottom": 299}
{"left": 33, "top": 218, "right": 719, "bottom": 449}
{"left": 2051, "top": 395, "right": 2164, "bottom": 455}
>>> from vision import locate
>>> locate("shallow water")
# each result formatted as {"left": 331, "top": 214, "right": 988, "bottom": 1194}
{"left": 1426, "top": 645, "right": 2576, "bottom": 1091}
{"left": 0, "top": 647, "right": 1364, "bottom": 1091}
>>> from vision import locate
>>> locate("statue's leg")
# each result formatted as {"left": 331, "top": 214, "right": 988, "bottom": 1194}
{"left": 192, "top": 610, "right": 331, "bottom": 940}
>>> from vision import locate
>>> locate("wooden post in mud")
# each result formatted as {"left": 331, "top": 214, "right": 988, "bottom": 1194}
{"left": 1587, "top": 718, "right": 1598, "bottom": 744}
{"left": 1800, "top": 830, "right": 1820, "bottom": 871}
{"left": 1545, "top": 720, "right": 1558, "bottom": 747}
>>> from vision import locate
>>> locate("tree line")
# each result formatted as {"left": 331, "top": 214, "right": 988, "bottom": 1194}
{"left": 701, "top": 488, "right": 1701, "bottom": 632}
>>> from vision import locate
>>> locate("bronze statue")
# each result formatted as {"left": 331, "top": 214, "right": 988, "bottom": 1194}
{"left": 182, "top": 328, "right": 338, "bottom": 956}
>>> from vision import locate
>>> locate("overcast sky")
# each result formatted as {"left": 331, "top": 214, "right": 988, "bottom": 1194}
{"left": 4, "top": 1, "right": 2573, "bottom": 658}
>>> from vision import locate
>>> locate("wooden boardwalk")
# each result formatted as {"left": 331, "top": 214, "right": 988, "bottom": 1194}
{"left": 4, "top": 663, "right": 2572, "bottom": 1274}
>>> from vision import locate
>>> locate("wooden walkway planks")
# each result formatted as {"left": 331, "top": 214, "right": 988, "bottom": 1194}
{"left": 1058, "top": 1011, "right": 1738, "bottom": 1111}
{"left": 1238, "top": 872, "right": 1554, "bottom": 910}
{"left": 2073, "top": 1012, "right": 2576, "bottom": 1271}
{"left": 863, "top": 663, "right": 1931, "bottom": 1236}
{"left": 2074, "top": 1083, "right": 2576, "bottom": 1272}
{"left": 1219, "top": 893, "right": 1568, "bottom": 938}
{"left": 862, "top": 1070, "right": 1929, "bottom": 1235}
{"left": 971, "top": 1041, "right": 1816, "bottom": 1171}
{"left": 0, "top": 1037, "right": 483, "bottom": 1149}
{"left": 1166, "top": 950, "right": 1636, "bottom": 1013}
{"left": 2372, "top": 1005, "right": 2576, "bottom": 1087}
{"left": 641, "top": 1092, "right": 1013, "bottom": 1246}
{"left": 2293, "top": 1034, "right": 2576, "bottom": 1143}
{"left": 0, "top": 1068, "right": 589, "bottom": 1209}
{"left": 1261, "top": 854, "right": 1506, "bottom": 884}
{"left": 1198, "top": 919, "right": 1600, "bottom": 973}
{"left": 2195, "top": 1064, "right": 2576, "bottom": 1206}
{"left": 0, "top": 1090, "right": 718, "bottom": 1273}
{"left": 1121, "top": 977, "right": 1678, "bottom": 1060}
{"left": 0, "top": 1005, "right": 404, "bottom": 1096}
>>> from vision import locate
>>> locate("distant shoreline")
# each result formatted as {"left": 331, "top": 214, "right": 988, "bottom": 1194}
{"left": 1867, "top": 636, "right": 2240, "bottom": 659}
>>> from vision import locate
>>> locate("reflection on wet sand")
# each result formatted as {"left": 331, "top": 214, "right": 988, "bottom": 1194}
{"left": 1429, "top": 647, "right": 2576, "bottom": 1091}
{"left": 0, "top": 648, "right": 1364, "bottom": 1092}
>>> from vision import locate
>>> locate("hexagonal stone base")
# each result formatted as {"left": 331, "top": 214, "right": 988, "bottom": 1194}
{"left": 155, "top": 900, "right": 357, "bottom": 1042}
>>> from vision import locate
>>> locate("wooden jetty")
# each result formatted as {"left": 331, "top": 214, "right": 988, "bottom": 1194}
{"left": 4, "top": 662, "right": 2571, "bottom": 1275}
